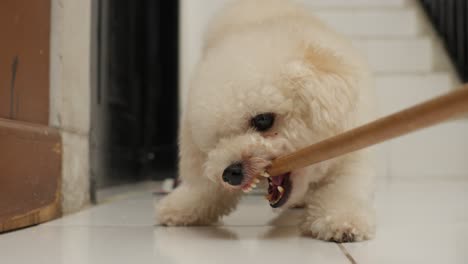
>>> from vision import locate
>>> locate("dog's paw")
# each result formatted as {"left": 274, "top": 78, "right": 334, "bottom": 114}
{"left": 156, "top": 197, "right": 216, "bottom": 226}
{"left": 300, "top": 215, "right": 374, "bottom": 243}
{"left": 156, "top": 203, "right": 203, "bottom": 226}
{"left": 157, "top": 206, "right": 198, "bottom": 226}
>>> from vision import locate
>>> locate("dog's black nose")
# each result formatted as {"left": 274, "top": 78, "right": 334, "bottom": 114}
{"left": 222, "top": 163, "right": 244, "bottom": 186}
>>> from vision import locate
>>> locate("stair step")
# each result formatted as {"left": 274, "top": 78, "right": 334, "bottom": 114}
{"left": 304, "top": 0, "right": 408, "bottom": 8}
{"left": 376, "top": 73, "right": 453, "bottom": 116}
{"left": 375, "top": 121, "right": 468, "bottom": 181}
{"left": 313, "top": 9, "right": 421, "bottom": 37}
{"left": 388, "top": 121, "right": 468, "bottom": 179}
{"left": 354, "top": 38, "right": 433, "bottom": 73}
{"left": 373, "top": 74, "right": 465, "bottom": 180}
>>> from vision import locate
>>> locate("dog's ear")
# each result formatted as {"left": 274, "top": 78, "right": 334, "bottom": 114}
{"left": 283, "top": 45, "right": 362, "bottom": 133}
{"left": 303, "top": 45, "right": 353, "bottom": 76}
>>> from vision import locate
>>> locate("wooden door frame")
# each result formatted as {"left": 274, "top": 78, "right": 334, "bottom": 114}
{"left": 0, "top": 0, "right": 64, "bottom": 233}
{"left": 1, "top": 0, "right": 94, "bottom": 233}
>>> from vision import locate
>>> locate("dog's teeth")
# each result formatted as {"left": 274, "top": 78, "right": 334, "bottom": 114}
{"left": 261, "top": 171, "right": 270, "bottom": 178}
{"left": 251, "top": 183, "right": 257, "bottom": 188}
{"left": 254, "top": 178, "right": 260, "bottom": 184}
{"left": 277, "top": 186, "right": 285, "bottom": 193}
{"left": 243, "top": 186, "right": 253, "bottom": 193}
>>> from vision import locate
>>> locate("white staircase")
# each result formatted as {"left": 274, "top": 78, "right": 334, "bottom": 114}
{"left": 306, "top": 0, "right": 466, "bottom": 181}
{"left": 180, "top": 0, "right": 467, "bottom": 181}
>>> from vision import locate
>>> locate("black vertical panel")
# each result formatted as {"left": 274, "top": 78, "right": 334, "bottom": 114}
{"left": 420, "top": 0, "right": 468, "bottom": 82}
{"left": 92, "top": 0, "right": 179, "bottom": 188}
{"left": 446, "top": 0, "right": 456, "bottom": 55}
{"left": 439, "top": 1, "right": 447, "bottom": 39}
{"left": 141, "top": 0, "right": 161, "bottom": 177}
{"left": 431, "top": 1, "right": 440, "bottom": 30}
{"left": 104, "top": 0, "right": 144, "bottom": 184}
{"left": 142, "top": 1, "right": 179, "bottom": 180}
{"left": 157, "top": 1, "right": 179, "bottom": 178}
{"left": 456, "top": 0, "right": 466, "bottom": 79}
{"left": 465, "top": 0, "right": 468, "bottom": 79}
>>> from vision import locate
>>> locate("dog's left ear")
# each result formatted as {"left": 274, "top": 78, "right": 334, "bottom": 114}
{"left": 283, "top": 45, "right": 362, "bottom": 133}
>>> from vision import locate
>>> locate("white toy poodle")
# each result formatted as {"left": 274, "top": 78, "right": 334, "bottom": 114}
{"left": 157, "top": 0, "right": 376, "bottom": 242}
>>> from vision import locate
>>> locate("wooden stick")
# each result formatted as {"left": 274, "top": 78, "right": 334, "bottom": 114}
{"left": 267, "top": 84, "right": 468, "bottom": 177}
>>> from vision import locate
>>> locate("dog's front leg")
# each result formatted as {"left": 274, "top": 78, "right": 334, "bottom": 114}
{"left": 156, "top": 118, "right": 241, "bottom": 226}
{"left": 300, "top": 152, "right": 376, "bottom": 242}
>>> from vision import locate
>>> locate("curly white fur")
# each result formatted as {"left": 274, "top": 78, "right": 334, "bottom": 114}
{"left": 157, "top": 0, "right": 376, "bottom": 242}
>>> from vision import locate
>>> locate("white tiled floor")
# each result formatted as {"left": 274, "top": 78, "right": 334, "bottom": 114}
{"left": 1, "top": 181, "right": 468, "bottom": 264}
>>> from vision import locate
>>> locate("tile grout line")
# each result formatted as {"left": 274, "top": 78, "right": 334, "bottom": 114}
{"left": 337, "top": 244, "right": 357, "bottom": 264}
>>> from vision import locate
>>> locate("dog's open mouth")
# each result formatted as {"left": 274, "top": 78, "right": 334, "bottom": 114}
{"left": 266, "top": 173, "right": 292, "bottom": 208}
{"left": 238, "top": 171, "right": 292, "bottom": 208}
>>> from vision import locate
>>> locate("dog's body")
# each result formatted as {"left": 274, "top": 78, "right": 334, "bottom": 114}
{"left": 158, "top": 0, "right": 376, "bottom": 242}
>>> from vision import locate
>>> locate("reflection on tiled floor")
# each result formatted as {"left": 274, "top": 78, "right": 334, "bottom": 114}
{"left": 1, "top": 181, "right": 467, "bottom": 264}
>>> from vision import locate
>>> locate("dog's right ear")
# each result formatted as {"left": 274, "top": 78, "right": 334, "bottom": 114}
{"left": 303, "top": 45, "right": 354, "bottom": 76}
{"left": 283, "top": 45, "right": 361, "bottom": 132}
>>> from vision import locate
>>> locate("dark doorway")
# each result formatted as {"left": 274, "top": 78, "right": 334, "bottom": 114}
{"left": 91, "top": 0, "right": 179, "bottom": 194}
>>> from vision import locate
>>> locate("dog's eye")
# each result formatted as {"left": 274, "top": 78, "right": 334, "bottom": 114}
{"left": 251, "top": 113, "right": 275, "bottom": 132}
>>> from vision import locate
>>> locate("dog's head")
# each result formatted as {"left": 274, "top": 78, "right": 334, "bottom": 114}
{"left": 186, "top": 35, "right": 367, "bottom": 208}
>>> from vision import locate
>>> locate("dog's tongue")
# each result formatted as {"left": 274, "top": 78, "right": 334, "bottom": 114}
{"left": 271, "top": 174, "right": 284, "bottom": 185}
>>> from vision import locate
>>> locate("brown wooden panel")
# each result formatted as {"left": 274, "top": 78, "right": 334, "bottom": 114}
{"left": 0, "top": 118, "right": 61, "bottom": 233}
{"left": 0, "top": 0, "right": 51, "bottom": 125}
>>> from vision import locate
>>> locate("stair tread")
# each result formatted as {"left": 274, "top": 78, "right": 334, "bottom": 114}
{"left": 312, "top": 8, "right": 421, "bottom": 37}
{"left": 353, "top": 38, "right": 433, "bottom": 73}
{"left": 376, "top": 73, "right": 454, "bottom": 115}
{"left": 389, "top": 121, "right": 468, "bottom": 178}
{"left": 304, "top": 0, "right": 408, "bottom": 8}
